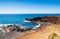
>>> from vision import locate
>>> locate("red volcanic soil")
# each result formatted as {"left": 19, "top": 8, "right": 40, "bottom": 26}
{"left": 16, "top": 24, "right": 60, "bottom": 39}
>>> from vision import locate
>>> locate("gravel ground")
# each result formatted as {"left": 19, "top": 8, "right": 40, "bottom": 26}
{"left": 0, "top": 31, "right": 26, "bottom": 39}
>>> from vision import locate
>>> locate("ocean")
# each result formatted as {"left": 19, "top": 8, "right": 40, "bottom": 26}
{"left": 0, "top": 14, "right": 60, "bottom": 28}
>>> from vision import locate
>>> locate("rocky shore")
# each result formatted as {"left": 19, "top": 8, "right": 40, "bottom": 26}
{"left": 0, "top": 29, "right": 36, "bottom": 39}
{"left": 16, "top": 16, "right": 60, "bottom": 39}
{"left": 0, "top": 24, "right": 36, "bottom": 39}
{"left": 1, "top": 16, "right": 60, "bottom": 39}
{"left": 25, "top": 16, "right": 60, "bottom": 24}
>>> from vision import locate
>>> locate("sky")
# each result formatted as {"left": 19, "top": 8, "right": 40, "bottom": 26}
{"left": 0, "top": 0, "right": 60, "bottom": 14}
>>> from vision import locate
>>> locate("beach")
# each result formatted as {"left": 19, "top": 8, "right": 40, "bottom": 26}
{"left": 0, "top": 16, "right": 60, "bottom": 39}
{"left": 16, "top": 24, "right": 60, "bottom": 39}
{"left": 0, "top": 23, "right": 39, "bottom": 39}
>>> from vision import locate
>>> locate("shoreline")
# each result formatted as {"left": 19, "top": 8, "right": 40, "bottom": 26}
{"left": 0, "top": 23, "right": 54, "bottom": 39}
{"left": 0, "top": 29, "right": 36, "bottom": 39}
{"left": 0, "top": 24, "right": 38, "bottom": 39}
{"left": 16, "top": 24, "right": 60, "bottom": 39}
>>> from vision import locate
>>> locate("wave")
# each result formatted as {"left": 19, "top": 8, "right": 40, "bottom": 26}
{"left": 24, "top": 20, "right": 31, "bottom": 22}
{"left": 32, "top": 24, "right": 41, "bottom": 29}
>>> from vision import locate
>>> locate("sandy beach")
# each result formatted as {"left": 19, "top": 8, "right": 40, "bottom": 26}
{"left": 16, "top": 24, "right": 60, "bottom": 39}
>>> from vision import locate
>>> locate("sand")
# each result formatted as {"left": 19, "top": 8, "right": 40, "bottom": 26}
{"left": 16, "top": 24, "right": 60, "bottom": 39}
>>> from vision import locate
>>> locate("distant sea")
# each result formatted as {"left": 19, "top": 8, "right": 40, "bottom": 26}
{"left": 0, "top": 14, "right": 60, "bottom": 28}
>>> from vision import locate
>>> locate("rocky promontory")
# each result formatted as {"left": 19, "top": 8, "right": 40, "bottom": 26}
{"left": 25, "top": 16, "right": 60, "bottom": 24}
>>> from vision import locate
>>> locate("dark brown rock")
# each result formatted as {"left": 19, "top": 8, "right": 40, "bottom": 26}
{"left": 25, "top": 16, "right": 60, "bottom": 24}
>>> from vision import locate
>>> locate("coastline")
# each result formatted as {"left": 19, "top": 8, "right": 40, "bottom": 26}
{"left": 0, "top": 29, "right": 36, "bottom": 39}
{"left": 16, "top": 24, "right": 60, "bottom": 39}
{"left": 0, "top": 24, "right": 37, "bottom": 39}
{"left": 0, "top": 23, "right": 53, "bottom": 39}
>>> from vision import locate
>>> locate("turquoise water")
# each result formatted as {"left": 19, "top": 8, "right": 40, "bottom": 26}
{"left": 0, "top": 14, "right": 60, "bottom": 28}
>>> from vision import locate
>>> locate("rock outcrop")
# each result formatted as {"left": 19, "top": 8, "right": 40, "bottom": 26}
{"left": 25, "top": 16, "right": 60, "bottom": 24}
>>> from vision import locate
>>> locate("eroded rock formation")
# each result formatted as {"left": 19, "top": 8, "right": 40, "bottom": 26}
{"left": 25, "top": 16, "right": 60, "bottom": 24}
